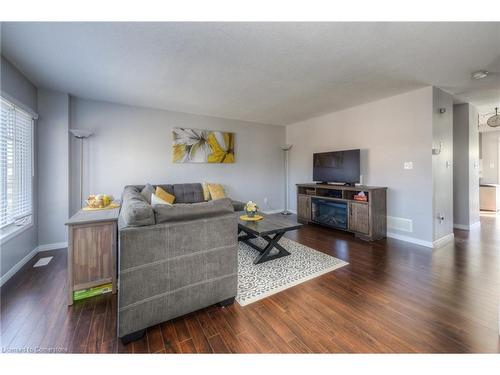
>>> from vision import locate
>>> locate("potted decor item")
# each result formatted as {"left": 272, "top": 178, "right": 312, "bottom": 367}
{"left": 245, "top": 201, "right": 258, "bottom": 218}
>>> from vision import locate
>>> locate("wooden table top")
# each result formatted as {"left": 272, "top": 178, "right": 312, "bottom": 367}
{"left": 237, "top": 212, "right": 303, "bottom": 236}
{"left": 66, "top": 205, "right": 120, "bottom": 226}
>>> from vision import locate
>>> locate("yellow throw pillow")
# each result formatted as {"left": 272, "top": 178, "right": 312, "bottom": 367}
{"left": 202, "top": 182, "right": 211, "bottom": 201}
{"left": 156, "top": 186, "right": 176, "bottom": 204}
{"left": 207, "top": 183, "right": 226, "bottom": 200}
{"left": 151, "top": 193, "right": 172, "bottom": 206}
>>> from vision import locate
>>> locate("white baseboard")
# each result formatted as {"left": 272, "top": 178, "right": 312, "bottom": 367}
{"left": 0, "top": 241, "right": 68, "bottom": 287}
{"left": 470, "top": 221, "right": 481, "bottom": 229}
{"left": 433, "top": 233, "right": 455, "bottom": 248}
{"left": 387, "top": 232, "right": 433, "bottom": 248}
{"left": 453, "top": 222, "right": 481, "bottom": 231}
{"left": 0, "top": 247, "right": 39, "bottom": 287}
{"left": 36, "top": 241, "right": 68, "bottom": 252}
{"left": 388, "top": 232, "right": 455, "bottom": 249}
{"left": 453, "top": 224, "right": 469, "bottom": 230}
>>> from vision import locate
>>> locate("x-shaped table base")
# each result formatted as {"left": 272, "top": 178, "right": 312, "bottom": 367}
{"left": 238, "top": 229, "right": 291, "bottom": 264}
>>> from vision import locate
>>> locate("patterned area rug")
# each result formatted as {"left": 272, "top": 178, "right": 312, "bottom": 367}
{"left": 236, "top": 237, "right": 348, "bottom": 306}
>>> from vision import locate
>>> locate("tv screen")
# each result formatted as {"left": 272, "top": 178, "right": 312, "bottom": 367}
{"left": 313, "top": 149, "right": 360, "bottom": 184}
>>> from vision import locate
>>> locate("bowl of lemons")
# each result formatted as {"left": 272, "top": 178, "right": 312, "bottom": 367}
{"left": 86, "top": 194, "right": 114, "bottom": 209}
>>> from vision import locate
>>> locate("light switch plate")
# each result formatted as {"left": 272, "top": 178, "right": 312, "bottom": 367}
{"left": 404, "top": 162, "right": 413, "bottom": 170}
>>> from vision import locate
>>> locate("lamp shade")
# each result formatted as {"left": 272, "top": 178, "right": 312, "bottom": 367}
{"left": 69, "top": 129, "right": 93, "bottom": 139}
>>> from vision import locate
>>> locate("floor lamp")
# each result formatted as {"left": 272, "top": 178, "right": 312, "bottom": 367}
{"left": 69, "top": 129, "right": 93, "bottom": 208}
{"left": 280, "top": 144, "right": 292, "bottom": 215}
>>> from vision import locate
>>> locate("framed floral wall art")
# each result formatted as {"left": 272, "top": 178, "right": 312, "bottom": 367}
{"left": 172, "top": 127, "right": 235, "bottom": 163}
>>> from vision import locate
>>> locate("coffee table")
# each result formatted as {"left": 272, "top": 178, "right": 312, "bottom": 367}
{"left": 237, "top": 212, "right": 304, "bottom": 264}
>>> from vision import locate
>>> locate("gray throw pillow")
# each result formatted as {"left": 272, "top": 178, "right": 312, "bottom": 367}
{"left": 141, "top": 183, "right": 155, "bottom": 204}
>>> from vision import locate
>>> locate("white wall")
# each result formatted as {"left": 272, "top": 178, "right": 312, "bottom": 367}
{"left": 37, "top": 89, "right": 69, "bottom": 246}
{"left": 432, "top": 87, "right": 454, "bottom": 241}
{"left": 481, "top": 130, "right": 500, "bottom": 184}
{"left": 286, "top": 87, "right": 435, "bottom": 244}
{"left": 0, "top": 56, "right": 38, "bottom": 279}
{"left": 69, "top": 97, "right": 285, "bottom": 215}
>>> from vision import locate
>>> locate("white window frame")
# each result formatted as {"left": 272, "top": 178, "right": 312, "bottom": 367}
{"left": 0, "top": 96, "right": 35, "bottom": 243}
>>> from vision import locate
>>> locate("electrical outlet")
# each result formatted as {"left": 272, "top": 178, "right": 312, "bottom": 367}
{"left": 404, "top": 162, "right": 413, "bottom": 170}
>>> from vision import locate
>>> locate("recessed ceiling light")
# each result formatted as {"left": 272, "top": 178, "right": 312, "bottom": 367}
{"left": 471, "top": 70, "right": 489, "bottom": 80}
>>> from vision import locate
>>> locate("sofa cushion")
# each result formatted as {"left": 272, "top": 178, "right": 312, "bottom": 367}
{"left": 120, "top": 189, "right": 155, "bottom": 227}
{"left": 171, "top": 183, "right": 204, "bottom": 203}
{"left": 141, "top": 183, "right": 155, "bottom": 204}
{"left": 123, "top": 186, "right": 146, "bottom": 202}
{"left": 154, "top": 197, "right": 234, "bottom": 223}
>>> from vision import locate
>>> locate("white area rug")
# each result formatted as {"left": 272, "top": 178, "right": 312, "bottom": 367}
{"left": 236, "top": 237, "right": 348, "bottom": 306}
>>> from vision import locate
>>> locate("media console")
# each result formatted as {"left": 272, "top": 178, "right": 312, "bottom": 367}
{"left": 296, "top": 183, "right": 387, "bottom": 241}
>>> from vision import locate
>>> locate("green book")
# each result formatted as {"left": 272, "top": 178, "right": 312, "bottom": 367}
{"left": 73, "top": 283, "right": 113, "bottom": 301}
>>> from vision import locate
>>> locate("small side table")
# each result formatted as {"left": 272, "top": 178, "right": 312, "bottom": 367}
{"left": 65, "top": 206, "right": 120, "bottom": 305}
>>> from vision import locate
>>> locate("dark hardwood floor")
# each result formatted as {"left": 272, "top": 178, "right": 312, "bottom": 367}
{"left": 1, "top": 214, "right": 499, "bottom": 353}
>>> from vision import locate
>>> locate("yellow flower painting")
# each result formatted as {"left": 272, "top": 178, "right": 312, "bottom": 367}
{"left": 172, "top": 127, "right": 235, "bottom": 163}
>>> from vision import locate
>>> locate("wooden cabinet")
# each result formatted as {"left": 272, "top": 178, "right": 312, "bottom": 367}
{"left": 480, "top": 184, "right": 500, "bottom": 211}
{"left": 297, "top": 195, "right": 311, "bottom": 222}
{"left": 71, "top": 222, "right": 115, "bottom": 289}
{"left": 66, "top": 207, "right": 120, "bottom": 305}
{"left": 296, "top": 184, "right": 387, "bottom": 241}
{"left": 349, "top": 202, "right": 369, "bottom": 235}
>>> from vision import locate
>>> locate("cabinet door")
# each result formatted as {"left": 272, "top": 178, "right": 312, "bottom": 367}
{"left": 297, "top": 195, "right": 311, "bottom": 221}
{"left": 71, "top": 222, "right": 115, "bottom": 288}
{"left": 349, "top": 202, "right": 370, "bottom": 234}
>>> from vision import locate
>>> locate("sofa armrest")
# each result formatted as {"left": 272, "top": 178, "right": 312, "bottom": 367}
{"left": 117, "top": 212, "right": 238, "bottom": 336}
{"left": 231, "top": 200, "right": 246, "bottom": 212}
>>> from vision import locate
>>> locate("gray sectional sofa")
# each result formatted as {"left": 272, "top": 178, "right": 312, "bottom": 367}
{"left": 117, "top": 183, "right": 243, "bottom": 343}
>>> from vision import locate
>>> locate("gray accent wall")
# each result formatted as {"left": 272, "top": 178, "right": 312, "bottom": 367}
{"left": 432, "top": 87, "right": 454, "bottom": 241}
{"left": 69, "top": 97, "right": 285, "bottom": 217}
{"left": 453, "top": 103, "right": 480, "bottom": 228}
{"left": 0, "top": 55, "right": 38, "bottom": 279}
{"left": 36, "top": 89, "right": 70, "bottom": 246}
{"left": 1, "top": 55, "right": 37, "bottom": 112}
{"left": 286, "top": 87, "right": 435, "bottom": 243}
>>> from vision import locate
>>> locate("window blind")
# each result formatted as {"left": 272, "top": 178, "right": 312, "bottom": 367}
{"left": 0, "top": 97, "right": 34, "bottom": 228}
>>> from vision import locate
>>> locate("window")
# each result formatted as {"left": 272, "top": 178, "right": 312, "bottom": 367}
{"left": 0, "top": 97, "right": 34, "bottom": 229}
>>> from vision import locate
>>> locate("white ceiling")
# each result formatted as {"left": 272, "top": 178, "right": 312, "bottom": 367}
{"left": 1, "top": 22, "right": 499, "bottom": 125}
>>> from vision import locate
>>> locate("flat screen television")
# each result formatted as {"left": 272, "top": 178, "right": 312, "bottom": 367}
{"left": 313, "top": 149, "right": 360, "bottom": 184}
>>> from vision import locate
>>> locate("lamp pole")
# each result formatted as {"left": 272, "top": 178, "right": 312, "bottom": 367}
{"left": 280, "top": 145, "right": 292, "bottom": 215}
{"left": 69, "top": 129, "right": 93, "bottom": 209}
